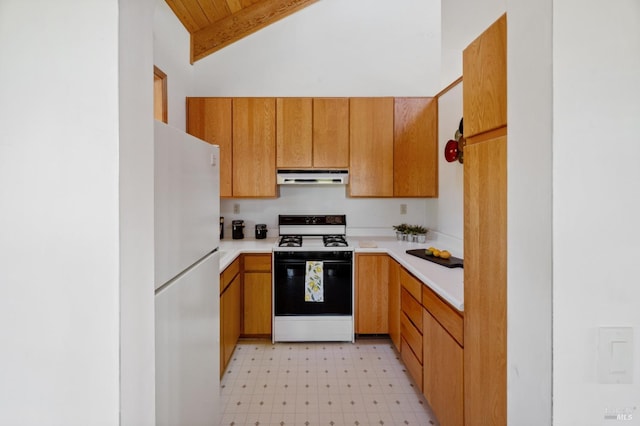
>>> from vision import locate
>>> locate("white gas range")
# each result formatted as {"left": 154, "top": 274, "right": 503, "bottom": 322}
{"left": 272, "top": 215, "right": 354, "bottom": 343}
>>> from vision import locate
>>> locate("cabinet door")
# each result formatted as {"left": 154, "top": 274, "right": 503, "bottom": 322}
{"left": 243, "top": 271, "right": 272, "bottom": 335}
{"left": 242, "top": 254, "right": 272, "bottom": 336}
{"left": 220, "top": 273, "right": 241, "bottom": 375}
{"left": 394, "top": 97, "right": 438, "bottom": 197}
{"left": 187, "top": 97, "right": 233, "bottom": 197}
{"left": 355, "top": 254, "right": 389, "bottom": 334}
{"left": 462, "top": 14, "right": 507, "bottom": 138}
{"left": 423, "top": 309, "right": 464, "bottom": 426}
{"left": 463, "top": 133, "right": 507, "bottom": 426}
{"left": 349, "top": 98, "right": 394, "bottom": 197}
{"left": 313, "top": 98, "right": 349, "bottom": 168}
{"left": 388, "top": 258, "right": 401, "bottom": 351}
{"left": 276, "top": 98, "right": 313, "bottom": 168}
{"left": 232, "top": 98, "right": 276, "bottom": 197}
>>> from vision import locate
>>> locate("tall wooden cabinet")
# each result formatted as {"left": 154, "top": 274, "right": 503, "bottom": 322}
{"left": 462, "top": 14, "right": 507, "bottom": 426}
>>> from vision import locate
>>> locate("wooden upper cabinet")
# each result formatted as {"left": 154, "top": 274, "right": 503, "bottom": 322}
{"left": 276, "top": 98, "right": 313, "bottom": 168}
{"left": 393, "top": 97, "right": 438, "bottom": 197}
{"left": 187, "top": 97, "right": 233, "bottom": 197}
{"left": 313, "top": 98, "right": 349, "bottom": 168}
{"left": 463, "top": 14, "right": 507, "bottom": 138}
{"left": 232, "top": 98, "right": 277, "bottom": 197}
{"left": 349, "top": 98, "right": 394, "bottom": 197}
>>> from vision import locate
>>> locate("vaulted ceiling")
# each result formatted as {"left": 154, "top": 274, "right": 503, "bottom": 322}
{"left": 165, "top": 0, "right": 318, "bottom": 63}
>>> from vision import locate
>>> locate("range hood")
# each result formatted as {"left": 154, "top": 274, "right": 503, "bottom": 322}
{"left": 277, "top": 169, "right": 349, "bottom": 185}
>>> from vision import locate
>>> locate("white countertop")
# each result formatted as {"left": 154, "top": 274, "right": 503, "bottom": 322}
{"left": 219, "top": 236, "right": 464, "bottom": 312}
{"left": 218, "top": 237, "right": 278, "bottom": 270}
{"left": 350, "top": 237, "right": 464, "bottom": 312}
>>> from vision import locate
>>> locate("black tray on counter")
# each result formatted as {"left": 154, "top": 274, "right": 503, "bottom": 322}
{"left": 406, "top": 249, "right": 464, "bottom": 268}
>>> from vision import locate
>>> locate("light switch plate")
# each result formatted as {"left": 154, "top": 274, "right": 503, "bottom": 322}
{"left": 598, "top": 327, "right": 634, "bottom": 384}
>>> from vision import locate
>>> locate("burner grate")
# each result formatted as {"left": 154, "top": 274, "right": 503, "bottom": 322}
{"left": 279, "top": 235, "right": 303, "bottom": 247}
{"left": 323, "top": 235, "right": 348, "bottom": 247}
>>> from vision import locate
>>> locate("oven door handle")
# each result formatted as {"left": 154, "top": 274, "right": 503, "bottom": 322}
{"left": 275, "top": 259, "right": 351, "bottom": 266}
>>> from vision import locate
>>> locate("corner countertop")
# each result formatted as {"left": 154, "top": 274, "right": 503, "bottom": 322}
{"left": 349, "top": 237, "right": 464, "bottom": 312}
{"left": 219, "top": 236, "right": 464, "bottom": 312}
{"left": 218, "top": 237, "right": 278, "bottom": 271}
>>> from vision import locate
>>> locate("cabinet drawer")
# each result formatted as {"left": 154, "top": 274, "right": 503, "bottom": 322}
{"left": 401, "top": 337, "right": 423, "bottom": 391}
{"left": 401, "top": 312, "right": 422, "bottom": 363}
{"left": 422, "top": 285, "right": 464, "bottom": 346}
{"left": 401, "top": 287, "right": 422, "bottom": 332}
{"left": 243, "top": 254, "right": 272, "bottom": 272}
{"left": 400, "top": 268, "right": 422, "bottom": 303}
{"left": 221, "top": 258, "right": 240, "bottom": 294}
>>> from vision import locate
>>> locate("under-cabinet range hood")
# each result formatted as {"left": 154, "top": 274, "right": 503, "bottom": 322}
{"left": 276, "top": 170, "right": 349, "bottom": 185}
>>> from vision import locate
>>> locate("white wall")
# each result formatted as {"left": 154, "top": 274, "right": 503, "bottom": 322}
{"left": 193, "top": 0, "right": 441, "bottom": 96}
{"left": 120, "top": 0, "right": 157, "bottom": 425}
{"left": 0, "top": 1, "right": 121, "bottom": 424}
{"left": 188, "top": 0, "right": 441, "bottom": 238}
{"left": 221, "top": 188, "right": 429, "bottom": 239}
{"left": 507, "top": 1, "right": 553, "bottom": 424}
{"left": 552, "top": 0, "right": 640, "bottom": 424}
{"left": 441, "top": 0, "right": 506, "bottom": 86}
{"left": 431, "top": 82, "right": 464, "bottom": 253}
{"left": 153, "top": 0, "right": 193, "bottom": 130}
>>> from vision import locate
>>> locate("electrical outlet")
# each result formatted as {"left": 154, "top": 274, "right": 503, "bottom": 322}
{"left": 400, "top": 204, "right": 407, "bottom": 215}
{"left": 233, "top": 203, "right": 240, "bottom": 214}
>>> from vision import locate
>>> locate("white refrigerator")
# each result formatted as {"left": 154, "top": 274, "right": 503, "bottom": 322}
{"left": 154, "top": 120, "right": 220, "bottom": 426}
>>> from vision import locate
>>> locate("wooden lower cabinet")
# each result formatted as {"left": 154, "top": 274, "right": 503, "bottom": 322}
{"left": 220, "top": 272, "right": 241, "bottom": 375}
{"left": 388, "top": 259, "right": 401, "bottom": 350}
{"left": 242, "top": 254, "right": 272, "bottom": 336}
{"left": 220, "top": 258, "right": 241, "bottom": 375}
{"left": 400, "top": 274, "right": 423, "bottom": 391}
{"left": 355, "top": 254, "right": 389, "bottom": 334}
{"left": 423, "top": 309, "right": 464, "bottom": 426}
{"left": 391, "top": 260, "right": 465, "bottom": 425}
{"left": 401, "top": 337, "right": 423, "bottom": 392}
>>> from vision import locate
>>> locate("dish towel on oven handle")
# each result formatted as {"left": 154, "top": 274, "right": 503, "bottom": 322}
{"left": 304, "top": 260, "right": 324, "bottom": 302}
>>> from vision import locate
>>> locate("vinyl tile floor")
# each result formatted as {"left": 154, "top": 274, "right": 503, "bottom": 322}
{"left": 220, "top": 338, "right": 440, "bottom": 426}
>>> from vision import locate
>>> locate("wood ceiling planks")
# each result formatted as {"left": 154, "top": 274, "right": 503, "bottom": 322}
{"left": 165, "top": 0, "right": 318, "bottom": 62}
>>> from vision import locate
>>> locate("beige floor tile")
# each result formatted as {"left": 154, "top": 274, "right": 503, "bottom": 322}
{"left": 221, "top": 338, "right": 439, "bottom": 426}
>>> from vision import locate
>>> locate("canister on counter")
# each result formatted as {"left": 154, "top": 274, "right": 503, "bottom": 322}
{"left": 255, "top": 224, "right": 268, "bottom": 239}
{"left": 232, "top": 220, "right": 244, "bottom": 239}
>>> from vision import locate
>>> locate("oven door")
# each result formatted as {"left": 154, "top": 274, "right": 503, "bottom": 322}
{"left": 274, "top": 251, "right": 353, "bottom": 316}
